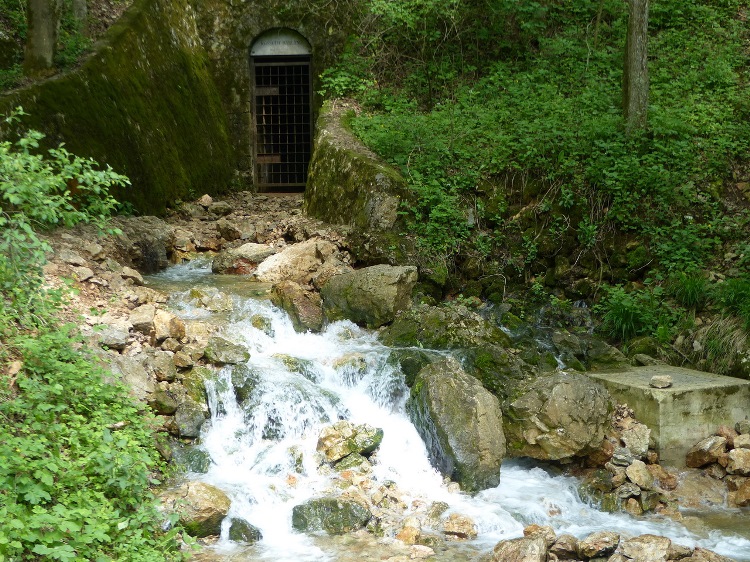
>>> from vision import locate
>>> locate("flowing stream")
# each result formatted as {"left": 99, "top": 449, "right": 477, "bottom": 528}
{"left": 147, "top": 261, "right": 750, "bottom": 561}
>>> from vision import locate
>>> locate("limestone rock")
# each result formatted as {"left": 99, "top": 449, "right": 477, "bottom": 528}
{"left": 57, "top": 248, "right": 87, "bottom": 266}
{"left": 686, "top": 436, "right": 727, "bottom": 468}
{"left": 204, "top": 336, "right": 250, "bottom": 365}
{"left": 96, "top": 324, "right": 129, "bottom": 350}
{"left": 408, "top": 358, "right": 505, "bottom": 492}
{"left": 626, "top": 459, "right": 655, "bottom": 490}
{"left": 735, "top": 479, "right": 750, "bottom": 507}
{"left": 160, "top": 481, "right": 230, "bottom": 538}
{"left": 211, "top": 243, "right": 276, "bottom": 274}
{"left": 650, "top": 374, "right": 673, "bottom": 388}
{"left": 121, "top": 266, "right": 144, "bottom": 286}
{"left": 321, "top": 264, "right": 418, "bottom": 328}
{"left": 291, "top": 497, "right": 371, "bottom": 534}
{"left": 491, "top": 536, "right": 546, "bottom": 562}
{"left": 577, "top": 531, "right": 620, "bottom": 558}
{"left": 209, "top": 200, "right": 232, "bottom": 216}
{"left": 621, "top": 422, "right": 651, "bottom": 459}
{"left": 316, "top": 420, "right": 383, "bottom": 463}
{"left": 549, "top": 534, "right": 579, "bottom": 560}
{"left": 228, "top": 518, "right": 263, "bottom": 544}
{"left": 109, "top": 355, "right": 155, "bottom": 401}
{"left": 616, "top": 534, "right": 671, "bottom": 561}
{"left": 725, "top": 448, "right": 750, "bottom": 475}
{"left": 736, "top": 419, "right": 750, "bottom": 435}
{"left": 442, "top": 513, "right": 477, "bottom": 540}
{"left": 148, "top": 389, "right": 178, "bottom": 415}
{"left": 175, "top": 397, "right": 208, "bottom": 438}
{"left": 230, "top": 364, "right": 262, "bottom": 405}
{"left": 734, "top": 433, "right": 750, "bottom": 449}
{"left": 154, "top": 309, "right": 185, "bottom": 342}
{"left": 130, "top": 304, "right": 156, "bottom": 334}
{"left": 72, "top": 266, "right": 94, "bottom": 281}
{"left": 253, "top": 238, "right": 338, "bottom": 284}
{"left": 271, "top": 280, "right": 324, "bottom": 333}
{"left": 523, "top": 525, "right": 556, "bottom": 548}
{"left": 503, "top": 372, "right": 612, "bottom": 461}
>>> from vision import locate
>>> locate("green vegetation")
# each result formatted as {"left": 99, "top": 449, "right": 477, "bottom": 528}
{"left": 0, "top": 109, "right": 184, "bottom": 561}
{"left": 323, "top": 0, "right": 750, "bottom": 360}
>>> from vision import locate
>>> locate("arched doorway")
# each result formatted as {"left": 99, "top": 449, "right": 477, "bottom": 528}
{"left": 250, "top": 29, "right": 312, "bottom": 191}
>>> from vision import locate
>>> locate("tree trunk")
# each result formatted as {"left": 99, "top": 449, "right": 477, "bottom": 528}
{"left": 623, "top": 0, "right": 649, "bottom": 132}
{"left": 73, "top": 0, "right": 88, "bottom": 31}
{"left": 23, "top": 0, "right": 63, "bottom": 77}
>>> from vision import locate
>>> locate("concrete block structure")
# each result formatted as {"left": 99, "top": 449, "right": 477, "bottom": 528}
{"left": 587, "top": 365, "right": 750, "bottom": 467}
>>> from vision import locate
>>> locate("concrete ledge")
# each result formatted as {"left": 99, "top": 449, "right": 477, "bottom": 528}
{"left": 586, "top": 365, "right": 750, "bottom": 467}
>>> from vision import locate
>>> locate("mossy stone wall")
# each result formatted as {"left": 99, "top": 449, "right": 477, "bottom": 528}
{"left": 0, "top": 0, "right": 235, "bottom": 214}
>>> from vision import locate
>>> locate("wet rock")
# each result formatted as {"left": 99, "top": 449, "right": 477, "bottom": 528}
{"left": 180, "top": 366, "right": 213, "bottom": 404}
{"left": 686, "top": 436, "right": 727, "bottom": 468}
{"left": 176, "top": 446, "right": 212, "bottom": 473}
{"left": 273, "top": 354, "right": 320, "bottom": 382}
{"left": 612, "top": 446, "right": 635, "bottom": 466}
{"left": 228, "top": 518, "right": 263, "bottom": 544}
{"left": 154, "top": 309, "right": 185, "bottom": 342}
{"left": 334, "top": 453, "right": 371, "bottom": 472}
{"left": 321, "top": 264, "right": 418, "bottom": 328}
{"left": 254, "top": 238, "right": 338, "bottom": 284}
{"left": 408, "top": 358, "right": 505, "bottom": 492}
{"left": 316, "top": 420, "right": 383, "bottom": 463}
{"left": 672, "top": 471, "right": 727, "bottom": 508}
{"left": 615, "top": 482, "right": 641, "bottom": 498}
{"left": 549, "top": 534, "right": 579, "bottom": 560}
{"left": 211, "top": 243, "right": 276, "bottom": 274}
{"left": 577, "top": 531, "right": 620, "bottom": 558}
{"left": 687, "top": 548, "right": 738, "bottom": 562}
{"left": 626, "top": 459, "right": 654, "bottom": 490}
{"left": 175, "top": 397, "right": 208, "bottom": 438}
{"left": 271, "top": 280, "right": 324, "bottom": 333}
{"left": 230, "top": 364, "right": 262, "bottom": 404}
{"left": 639, "top": 489, "right": 666, "bottom": 512}
{"left": 442, "top": 513, "right": 477, "bottom": 540}
{"left": 725, "top": 448, "right": 750, "bottom": 475}
{"left": 160, "top": 481, "right": 230, "bottom": 538}
{"left": 291, "top": 497, "right": 371, "bottom": 534}
{"left": 395, "top": 517, "right": 421, "bottom": 544}
{"left": 503, "top": 372, "right": 612, "bottom": 461}
{"left": 410, "top": 545, "right": 435, "bottom": 559}
{"left": 204, "top": 336, "right": 250, "bottom": 365}
{"left": 491, "top": 536, "right": 546, "bottom": 561}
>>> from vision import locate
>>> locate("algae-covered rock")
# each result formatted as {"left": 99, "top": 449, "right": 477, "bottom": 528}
{"left": 321, "top": 264, "right": 418, "bottom": 328}
{"left": 316, "top": 420, "right": 384, "bottom": 463}
{"left": 503, "top": 372, "right": 612, "bottom": 461}
{"left": 160, "top": 481, "right": 230, "bottom": 538}
{"left": 380, "top": 303, "right": 511, "bottom": 349}
{"left": 388, "top": 348, "right": 438, "bottom": 387}
{"left": 179, "top": 365, "right": 213, "bottom": 404}
{"left": 204, "top": 336, "right": 250, "bottom": 365}
{"left": 291, "top": 497, "right": 371, "bottom": 534}
{"left": 334, "top": 453, "right": 371, "bottom": 472}
{"left": 175, "top": 397, "right": 208, "bottom": 438}
{"left": 230, "top": 364, "right": 262, "bottom": 404}
{"left": 148, "top": 389, "right": 179, "bottom": 414}
{"left": 273, "top": 354, "right": 321, "bottom": 382}
{"left": 460, "top": 345, "right": 534, "bottom": 401}
{"left": 228, "top": 518, "right": 263, "bottom": 544}
{"left": 408, "top": 357, "right": 505, "bottom": 492}
{"left": 271, "top": 280, "right": 324, "bottom": 333}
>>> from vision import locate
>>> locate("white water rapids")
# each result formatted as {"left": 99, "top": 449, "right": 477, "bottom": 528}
{"left": 148, "top": 261, "right": 750, "bottom": 561}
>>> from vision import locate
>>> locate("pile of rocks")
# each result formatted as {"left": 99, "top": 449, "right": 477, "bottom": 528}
{"left": 685, "top": 419, "right": 750, "bottom": 507}
{"left": 579, "top": 405, "right": 676, "bottom": 516}
{"left": 492, "top": 525, "right": 735, "bottom": 562}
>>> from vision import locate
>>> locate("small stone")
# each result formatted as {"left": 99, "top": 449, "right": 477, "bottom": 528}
{"left": 703, "top": 463, "right": 727, "bottom": 480}
{"left": 549, "top": 534, "right": 578, "bottom": 560}
{"left": 612, "top": 447, "right": 634, "bottom": 466}
{"left": 626, "top": 459, "right": 655, "bottom": 490}
{"left": 71, "top": 266, "right": 94, "bottom": 281}
{"left": 615, "top": 482, "right": 641, "bottom": 498}
{"left": 410, "top": 545, "right": 435, "bottom": 559}
{"left": 130, "top": 304, "right": 156, "bottom": 334}
{"left": 736, "top": 419, "right": 750, "bottom": 435}
{"left": 491, "top": 536, "right": 546, "bottom": 562}
{"left": 686, "top": 436, "right": 727, "bottom": 468}
{"left": 228, "top": 518, "right": 262, "bottom": 544}
{"left": 443, "top": 513, "right": 477, "bottom": 540}
{"left": 173, "top": 351, "right": 194, "bottom": 368}
{"left": 523, "top": 524, "right": 556, "bottom": 547}
{"left": 161, "top": 337, "right": 182, "bottom": 352}
{"left": 726, "top": 475, "right": 749, "bottom": 492}
{"left": 624, "top": 497, "right": 643, "bottom": 515}
{"left": 197, "top": 194, "right": 213, "bottom": 207}
{"left": 396, "top": 517, "right": 421, "bottom": 545}
{"left": 96, "top": 324, "right": 129, "bottom": 350}
{"left": 621, "top": 422, "right": 651, "bottom": 459}
{"left": 649, "top": 374, "right": 672, "bottom": 388}
{"left": 209, "top": 201, "right": 233, "bottom": 216}
{"left": 577, "top": 531, "right": 620, "bottom": 558}
{"left": 725, "top": 448, "right": 750, "bottom": 475}
{"left": 83, "top": 241, "right": 105, "bottom": 260}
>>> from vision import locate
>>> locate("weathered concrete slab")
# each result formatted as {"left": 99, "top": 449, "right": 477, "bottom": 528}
{"left": 586, "top": 365, "right": 750, "bottom": 468}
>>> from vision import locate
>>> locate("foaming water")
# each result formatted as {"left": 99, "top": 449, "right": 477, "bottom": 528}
{"left": 154, "top": 270, "right": 750, "bottom": 562}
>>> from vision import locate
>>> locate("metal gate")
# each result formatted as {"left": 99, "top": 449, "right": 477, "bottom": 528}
{"left": 253, "top": 55, "right": 312, "bottom": 190}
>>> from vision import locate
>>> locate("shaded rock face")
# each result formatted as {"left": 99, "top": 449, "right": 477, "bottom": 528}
{"left": 321, "top": 264, "right": 418, "bottom": 328}
{"left": 407, "top": 357, "right": 505, "bottom": 492}
{"left": 504, "top": 372, "right": 612, "bottom": 461}
{"left": 270, "top": 280, "right": 323, "bottom": 333}
{"left": 291, "top": 497, "right": 371, "bottom": 534}
{"left": 159, "top": 481, "right": 230, "bottom": 538}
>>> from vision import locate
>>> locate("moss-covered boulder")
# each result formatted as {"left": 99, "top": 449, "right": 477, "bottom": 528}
{"left": 291, "top": 497, "right": 371, "bottom": 534}
{"left": 380, "top": 304, "right": 511, "bottom": 349}
{"left": 160, "top": 481, "right": 230, "bottom": 538}
{"left": 407, "top": 357, "right": 505, "bottom": 492}
{"left": 321, "top": 265, "right": 418, "bottom": 328}
{"left": 0, "top": 0, "right": 235, "bottom": 214}
{"left": 228, "top": 518, "right": 263, "bottom": 544}
{"left": 204, "top": 336, "right": 250, "bottom": 365}
{"left": 503, "top": 372, "right": 613, "bottom": 461}
{"left": 230, "top": 364, "right": 262, "bottom": 404}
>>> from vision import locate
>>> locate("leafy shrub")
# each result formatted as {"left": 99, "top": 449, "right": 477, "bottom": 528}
{"left": 596, "top": 285, "right": 678, "bottom": 342}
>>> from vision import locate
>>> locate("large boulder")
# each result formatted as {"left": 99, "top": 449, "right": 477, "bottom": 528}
{"left": 291, "top": 497, "right": 371, "bottom": 534}
{"left": 407, "top": 357, "right": 505, "bottom": 492}
{"left": 321, "top": 264, "right": 418, "bottom": 328}
{"left": 211, "top": 243, "right": 276, "bottom": 274}
{"left": 503, "top": 372, "right": 612, "bottom": 461}
{"left": 271, "top": 280, "right": 324, "bottom": 333}
{"left": 159, "top": 481, "right": 230, "bottom": 538}
{"left": 253, "top": 238, "right": 338, "bottom": 284}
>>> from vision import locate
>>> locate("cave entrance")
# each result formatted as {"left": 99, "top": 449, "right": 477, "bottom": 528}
{"left": 251, "top": 29, "right": 313, "bottom": 191}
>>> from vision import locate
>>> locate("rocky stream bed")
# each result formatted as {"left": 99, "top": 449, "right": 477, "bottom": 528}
{"left": 39, "top": 193, "right": 750, "bottom": 561}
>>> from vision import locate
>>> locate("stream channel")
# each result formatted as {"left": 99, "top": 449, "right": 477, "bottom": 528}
{"left": 147, "top": 260, "right": 750, "bottom": 562}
